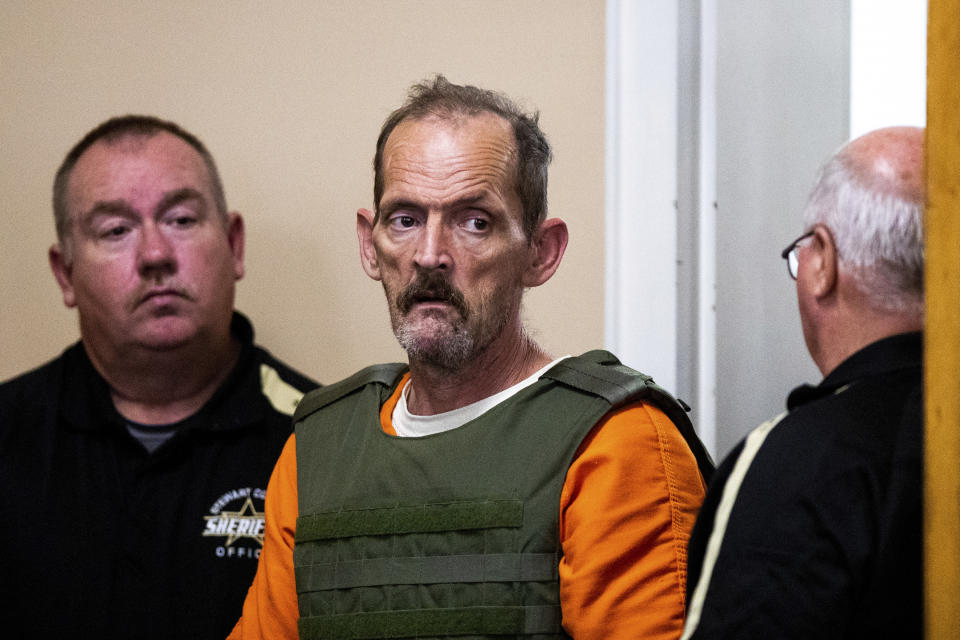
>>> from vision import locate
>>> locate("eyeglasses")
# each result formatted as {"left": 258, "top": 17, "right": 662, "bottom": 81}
{"left": 780, "top": 230, "right": 814, "bottom": 280}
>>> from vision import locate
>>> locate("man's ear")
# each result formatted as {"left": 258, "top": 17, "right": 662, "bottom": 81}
{"left": 226, "top": 212, "right": 245, "bottom": 281}
{"left": 357, "top": 208, "right": 382, "bottom": 281}
{"left": 49, "top": 243, "right": 77, "bottom": 308}
{"left": 523, "top": 218, "right": 568, "bottom": 287}
{"left": 805, "top": 225, "right": 838, "bottom": 299}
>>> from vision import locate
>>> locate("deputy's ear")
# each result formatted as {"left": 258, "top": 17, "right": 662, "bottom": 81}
{"left": 226, "top": 212, "right": 245, "bottom": 281}
{"left": 357, "top": 208, "right": 382, "bottom": 281}
{"left": 523, "top": 218, "right": 568, "bottom": 287}
{"left": 49, "top": 243, "right": 77, "bottom": 308}
{"left": 806, "top": 225, "right": 837, "bottom": 299}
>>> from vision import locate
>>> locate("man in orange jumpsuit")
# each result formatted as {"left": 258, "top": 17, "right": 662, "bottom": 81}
{"left": 231, "top": 75, "right": 712, "bottom": 640}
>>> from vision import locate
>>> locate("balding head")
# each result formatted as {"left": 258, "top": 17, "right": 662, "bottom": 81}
{"left": 842, "top": 126, "right": 924, "bottom": 205}
{"left": 803, "top": 126, "right": 925, "bottom": 315}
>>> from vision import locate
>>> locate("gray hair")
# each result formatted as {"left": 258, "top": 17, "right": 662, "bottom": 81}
{"left": 802, "top": 149, "right": 924, "bottom": 314}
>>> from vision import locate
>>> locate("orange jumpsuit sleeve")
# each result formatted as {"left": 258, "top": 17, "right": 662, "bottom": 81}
{"left": 228, "top": 434, "right": 300, "bottom": 640}
{"left": 558, "top": 402, "right": 706, "bottom": 640}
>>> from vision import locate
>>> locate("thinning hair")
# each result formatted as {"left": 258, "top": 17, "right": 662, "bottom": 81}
{"left": 802, "top": 146, "right": 924, "bottom": 314}
{"left": 373, "top": 74, "right": 552, "bottom": 239}
{"left": 52, "top": 115, "right": 228, "bottom": 255}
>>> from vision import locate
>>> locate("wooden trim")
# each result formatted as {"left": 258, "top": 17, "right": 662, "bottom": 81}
{"left": 925, "top": 1, "right": 960, "bottom": 637}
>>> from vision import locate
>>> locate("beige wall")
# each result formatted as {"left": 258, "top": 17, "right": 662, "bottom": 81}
{"left": 0, "top": 1, "right": 605, "bottom": 384}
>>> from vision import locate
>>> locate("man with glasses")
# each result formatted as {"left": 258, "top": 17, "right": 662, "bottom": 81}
{"left": 682, "top": 126, "right": 924, "bottom": 639}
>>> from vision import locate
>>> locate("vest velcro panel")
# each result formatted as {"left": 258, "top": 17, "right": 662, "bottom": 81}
{"left": 298, "top": 604, "right": 562, "bottom": 639}
{"left": 296, "top": 498, "right": 523, "bottom": 542}
{"left": 296, "top": 552, "right": 558, "bottom": 592}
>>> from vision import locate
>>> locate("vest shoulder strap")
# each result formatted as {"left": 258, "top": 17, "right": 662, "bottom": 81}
{"left": 544, "top": 350, "right": 715, "bottom": 482}
{"left": 542, "top": 350, "right": 656, "bottom": 407}
{"left": 294, "top": 363, "right": 407, "bottom": 423}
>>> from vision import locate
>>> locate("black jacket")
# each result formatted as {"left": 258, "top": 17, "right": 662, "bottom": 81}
{"left": 684, "top": 332, "right": 922, "bottom": 639}
{"left": 0, "top": 313, "right": 318, "bottom": 640}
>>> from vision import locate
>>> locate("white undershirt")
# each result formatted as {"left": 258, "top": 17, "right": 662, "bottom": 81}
{"left": 392, "top": 357, "right": 570, "bottom": 438}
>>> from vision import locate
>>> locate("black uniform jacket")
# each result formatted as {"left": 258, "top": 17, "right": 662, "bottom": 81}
{"left": 0, "top": 313, "right": 318, "bottom": 640}
{"left": 684, "top": 332, "right": 922, "bottom": 639}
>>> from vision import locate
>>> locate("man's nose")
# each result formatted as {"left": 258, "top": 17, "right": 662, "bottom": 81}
{"left": 413, "top": 217, "right": 451, "bottom": 270}
{"left": 136, "top": 223, "right": 176, "bottom": 276}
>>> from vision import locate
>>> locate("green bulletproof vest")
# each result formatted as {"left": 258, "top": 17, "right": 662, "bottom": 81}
{"left": 292, "top": 350, "right": 713, "bottom": 640}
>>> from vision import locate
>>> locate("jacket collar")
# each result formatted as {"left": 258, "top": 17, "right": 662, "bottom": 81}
{"left": 60, "top": 312, "right": 269, "bottom": 433}
{"left": 786, "top": 331, "right": 922, "bottom": 411}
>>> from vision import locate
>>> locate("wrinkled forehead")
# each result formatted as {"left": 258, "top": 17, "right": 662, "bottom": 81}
{"left": 67, "top": 131, "right": 215, "bottom": 215}
{"left": 381, "top": 113, "right": 518, "bottom": 193}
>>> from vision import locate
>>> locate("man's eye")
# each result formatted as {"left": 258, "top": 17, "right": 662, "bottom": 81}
{"left": 465, "top": 217, "right": 489, "bottom": 232}
{"left": 172, "top": 216, "right": 197, "bottom": 227}
{"left": 166, "top": 210, "right": 199, "bottom": 228}
{"left": 390, "top": 215, "right": 417, "bottom": 229}
{"left": 102, "top": 225, "right": 130, "bottom": 239}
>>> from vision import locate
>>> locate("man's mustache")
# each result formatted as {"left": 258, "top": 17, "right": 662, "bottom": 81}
{"left": 397, "top": 271, "right": 468, "bottom": 317}
{"left": 130, "top": 282, "right": 193, "bottom": 310}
